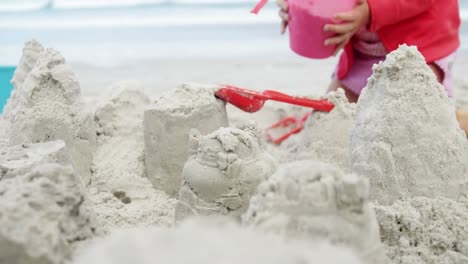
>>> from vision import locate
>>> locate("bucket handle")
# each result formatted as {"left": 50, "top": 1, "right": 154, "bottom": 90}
{"left": 251, "top": 0, "right": 268, "bottom": 14}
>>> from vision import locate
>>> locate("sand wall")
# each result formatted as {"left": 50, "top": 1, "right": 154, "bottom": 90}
{"left": 89, "top": 82, "right": 175, "bottom": 231}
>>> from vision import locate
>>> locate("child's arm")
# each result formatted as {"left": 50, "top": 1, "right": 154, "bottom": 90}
{"left": 277, "top": 0, "right": 289, "bottom": 34}
{"left": 367, "top": 0, "right": 435, "bottom": 32}
{"left": 324, "top": 0, "right": 370, "bottom": 55}
{"left": 324, "top": 0, "right": 436, "bottom": 55}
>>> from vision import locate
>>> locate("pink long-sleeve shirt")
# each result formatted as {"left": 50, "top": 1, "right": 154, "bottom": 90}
{"left": 337, "top": 0, "right": 461, "bottom": 80}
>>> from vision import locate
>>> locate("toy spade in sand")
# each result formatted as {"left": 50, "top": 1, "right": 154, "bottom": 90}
{"left": 215, "top": 85, "right": 335, "bottom": 144}
{"left": 215, "top": 85, "right": 335, "bottom": 113}
{"left": 265, "top": 112, "right": 311, "bottom": 145}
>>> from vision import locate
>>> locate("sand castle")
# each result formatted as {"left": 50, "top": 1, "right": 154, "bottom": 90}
{"left": 176, "top": 126, "right": 277, "bottom": 222}
{"left": 351, "top": 45, "right": 468, "bottom": 204}
{"left": 88, "top": 82, "right": 175, "bottom": 231}
{"left": 144, "top": 84, "right": 228, "bottom": 197}
{"left": 242, "top": 160, "right": 386, "bottom": 264}
{"left": 2, "top": 40, "right": 96, "bottom": 185}
{"left": 1, "top": 40, "right": 468, "bottom": 264}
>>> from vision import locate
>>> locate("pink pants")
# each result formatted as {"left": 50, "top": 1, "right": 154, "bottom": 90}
{"left": 337, "top": 51, "right": 456, "bottom": 97}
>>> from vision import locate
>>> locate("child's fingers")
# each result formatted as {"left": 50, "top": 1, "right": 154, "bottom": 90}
{"left": 278, "top": 5, "right": 289, "bottom": 34}
{"left": 279, "top": 10, "right": 289, "bottom": 22}
{"left": 324, "top": 33, "right": 351, "bottom": 46}
{"left": 281, "top": 21, "right": 288, "bottom": 34}
{"left": 334, "top": 11, "right": 356, "bottom": 22}
{"left": 324, "top": 22, "right": 356, "bottom": 34}
{"left": 275, "top": 0, "right": 288, "bottom": 11}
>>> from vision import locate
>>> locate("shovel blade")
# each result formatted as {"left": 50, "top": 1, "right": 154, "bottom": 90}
{"left": 215, "top": 86, "right": 266, "bottom": 113}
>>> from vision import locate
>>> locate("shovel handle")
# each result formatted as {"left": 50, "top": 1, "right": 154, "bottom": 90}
{"left": 251, "top": 0, "right": 268, "bottom": 14}
{"left": 263, "top": 90, "right": 335, "bottom": 112}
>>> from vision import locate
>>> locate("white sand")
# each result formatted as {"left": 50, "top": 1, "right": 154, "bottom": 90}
{"left": 176, "top": 126, "right": 277, "bottom": 222}
{"left": 375, "top": 197, "right": 468, "bottom": 263}
{"left": 0, "top": 42, "right": 176, "bottom": 263}
{"left": 351, "top": 45, "right": 468, "bottom": 205}
{"left": 88, "top": 81, "right": 176, "bottom": 231}
{"left": 279, "top": 89, "right": 355, "bottom": 172}
{"left": 144, "top": 83, "right": 228, "bottom": 197}
{"left": 73, "top": 217, "right": 363, "bottom": 264}
{"left": 242, "top": 160, "right": 386, "bottom": 264}
{"left": 0, "top": 147, "right": 99, "bottom": 264}
{"left": 1, "top": 41, "right": 468, "bottom": 264}
{"left": 0, "top": 141, "right": 70, "bottom": 177}
{"left": 2, "top": 40, "right": 96, "bottom": 185}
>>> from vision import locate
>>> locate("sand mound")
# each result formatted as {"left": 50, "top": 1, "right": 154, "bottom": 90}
{"left": 3, "top": 40, "right": 44, "bottom": 121}
{"left": 2, "top": 41, "right": 96, "bottom": 185}
{"left": 375, "top": 197, "right": 468, "bottom": 263}
{"left": 242, "top": 160, "right": 386, "bottom": 264}
{"left": 176, "top": 126, "right": 277, "bottom": 222}
{"left": 280, "top": 89, "right": 355, "bottom": 171}
{"left": 351, "top": 45, "right": 468, "bottom": 204}
{"left": 88, "top": 82, "right": 175, "bottom": 231}
{"left": 73, "top": 217, "right": 363, "bottom": 264}
{"left": 0, "top": 121, "right": 7, "bottom": 149}
{"left": 0, "top": 147, "right": 99, "bottom": 264}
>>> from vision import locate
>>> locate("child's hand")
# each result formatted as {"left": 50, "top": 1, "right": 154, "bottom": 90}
{"left": 276, "top": 0, "right": 289, "bottom": 34}
{"left": 324, "top": 0, "right": 370, "bottom": 56}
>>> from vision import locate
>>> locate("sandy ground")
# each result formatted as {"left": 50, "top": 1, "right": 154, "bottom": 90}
{"left": 71, "top": 55, "right": 468, "bottom": 108}
{"left": 71, "top": 57, "right": 337, "bottom": 99}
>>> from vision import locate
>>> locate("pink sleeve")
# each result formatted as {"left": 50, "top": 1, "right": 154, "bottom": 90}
{"left": 367, "top": 0, "right": 435, "bottom": 31}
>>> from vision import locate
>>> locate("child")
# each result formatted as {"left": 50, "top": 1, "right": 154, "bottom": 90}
{"left": 277, "top": 0, "right": 468, "bottom": 133}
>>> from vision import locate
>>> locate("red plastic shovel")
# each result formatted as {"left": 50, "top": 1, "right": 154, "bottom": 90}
{"left": 215, "top": 85, "right": 334, "bottom": 113}
{"left": 215, "top": 85, "right": 335, "bottom": 145}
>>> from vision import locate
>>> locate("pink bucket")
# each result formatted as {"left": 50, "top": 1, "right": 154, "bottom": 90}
{"left": 252, "top": 0, "right": 356, "bottom": 59}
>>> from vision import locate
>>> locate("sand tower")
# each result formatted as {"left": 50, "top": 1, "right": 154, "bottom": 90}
{"left": 176, "top": 125, "right": 277, "bottom": 222}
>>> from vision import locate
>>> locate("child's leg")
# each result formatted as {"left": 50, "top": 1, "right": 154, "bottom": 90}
{"left": 327, "top": 77, "right": 359, "bottom": 103}
{"left": 330, "top": 63, "right": 444, "bottom": 104}
{"left": 428, "top": 63, "right": 444, "bottom": 84}
{"left": 456, "top": 110, "right": 468, "bottom": 135}
{"left": 328, "top": 64, "right": 467, "bottom": 136}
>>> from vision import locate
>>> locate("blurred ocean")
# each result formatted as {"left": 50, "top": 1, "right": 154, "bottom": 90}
{"left": 0, "top": 0, "right": 466, "bottom": 66}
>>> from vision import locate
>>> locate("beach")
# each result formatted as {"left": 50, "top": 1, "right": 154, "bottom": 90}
{"left": 1, "top": 1, "right": 467, "bottom": 103}
{"left": 69, "top": 55, "right": 468, "bottom": 104}
{"left": 1, "top": 1, "right": 468, "bottom": 264}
